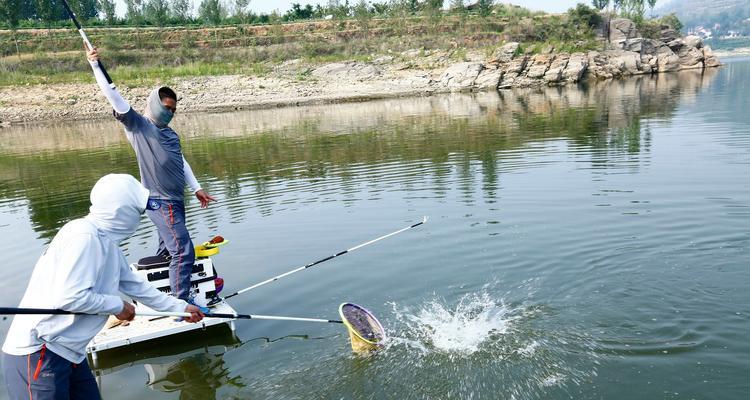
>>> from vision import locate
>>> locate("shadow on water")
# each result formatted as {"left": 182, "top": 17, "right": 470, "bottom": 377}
{"left": 0, "top": 68, "right": 718, "bottom": 241}
{"left": 90, "top": 323, "right": 337, "bottom": 400}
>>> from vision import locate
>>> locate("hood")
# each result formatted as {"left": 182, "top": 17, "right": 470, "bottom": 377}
{"left": 143, "top": 88, "right": 174, "bottom": 128}
{"left": 85, "top": 174, "right": 149, "bottom": 243}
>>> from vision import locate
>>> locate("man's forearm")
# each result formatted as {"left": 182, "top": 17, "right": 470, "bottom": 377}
{"left": 89, "top": 60, "right": 130, "bottom": 114}
{"left": 183, "top": 156, "right": 202, "bottom": 193}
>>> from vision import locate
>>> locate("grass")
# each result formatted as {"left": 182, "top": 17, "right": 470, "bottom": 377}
{"left": 0, "top": 14, "right": 601, "bottom": 87}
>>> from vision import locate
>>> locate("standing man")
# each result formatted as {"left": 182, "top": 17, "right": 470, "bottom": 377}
{"left": 2, "top": 174, "right": 204, "bottom": 399}
{"left": 86, "top": 47, "right": 216, "bottom": 305}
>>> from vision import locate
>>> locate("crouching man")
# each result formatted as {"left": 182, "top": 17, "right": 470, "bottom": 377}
{"left": 2, "top": 174, "right": 204, "bottom": 400}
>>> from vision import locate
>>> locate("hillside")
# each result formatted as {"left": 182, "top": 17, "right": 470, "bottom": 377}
{"left": 659, "top": 0, "right": 750, "bottom": 35}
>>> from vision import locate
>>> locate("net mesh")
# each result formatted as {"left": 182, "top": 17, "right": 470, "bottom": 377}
{"left": 341, "top": 304, "right": 384, "bottom": 342}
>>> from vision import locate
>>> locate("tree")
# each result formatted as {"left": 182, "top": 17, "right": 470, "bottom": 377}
{"left": 450, "top": 0, "right": 466, "bottom": 14}
{"left": 592, "top": 0, "right": 609, "bottom": 10}
{"left": 124, "top": 0, "right": 145, "bottom": 25}
{"left": 68, "top": 0, "right": 98, "bottom": 21}
{"left": 0, "top": 0, "right": 23, "bottom": 57}
{"left": 569, "top": 3, "right": 602, "bottom": 29}
{"left": 98, "top": 0, "right": 117, "bottom": 25}
{"left": 353, "top": 0, "right": 371, "bottom": 35}
{"left": 199, "top": 0, "right": 225, "bottom": 25}
{"left": 0, "top": 0, "right": 22, "bottom": 28}
{"left": 171, "top": 0, "right": 192, "bottom": 23}
{"left": 284, "top": 3, "right": 314, "bottom": 21}
{"left": 33, "top": 0, "right": 59, "bottom": 28}
{"left": 234, "top": 0, "right": 250, "bottom": 23}
{"left": 647, "top": 0, "right": 656, "bottom": 17}
{"left": 477, "top": 0, "right": 493, "bottom": 18}
{"left": 144, "top": 0, "right": 169, "bottom": 26}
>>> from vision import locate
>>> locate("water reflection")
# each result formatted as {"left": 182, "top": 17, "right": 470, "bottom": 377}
{"left": 0, "top": 67, "right": 719, "bottom": 241}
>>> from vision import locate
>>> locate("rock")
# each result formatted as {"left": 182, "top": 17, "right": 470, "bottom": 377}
{"left": 641, "top": 39, "right": 663, "bottom": 57}
{"left": 657, "top": 48, "right": 681, "bottom": 72}
{"left": 624, "top": 38, "right": 643, "bottom": 53}
{"left": 703, "top": 46, "right": 722, "bottom": 67}
{"left": 372, "top": 55, "right": 394, "bottom": 65}
{"left": 678, "top": 46, "right": 704, "bottom": 68}
{"left": 684, "top": 35, "right": 703, "bottom": 49}
{"left": 666, "top": 38, "right": 684, "bottom": 53}
{"left": 609, "top": 50, "right": 643, "bottom": 75}
{"left": 609, "top": 18, "right": 640, "bottom": 48}
{"left": 66, "top": 99, "right": 77, "bottom": 105}
{"left": 525, "top": 54, "right": 555, "bottom": 79}
{"left": 439, "top": 62, "right": 484, "bottom": 89}
{"left": 312, "top": 61, "right": 382, "bottom": 81}
{"left": 587, "top": 51, "right": 613, "bottom": 79}
{"left": 475, "top": 66, "right": 504, "bottom": 89}
{"left": 489, "top": 42, "right": 520, "bottom": 64}
{"left": 660, "top": 27, "right": 681, "bottom": 43}
{"left": 562, "top": 53, "right": 589, "bottom": 83}
{"left": 544, "top": 54, "right": 569, "bottom": 84}
{"left": 498, "top": 56, "right": 528, "bottom": 88}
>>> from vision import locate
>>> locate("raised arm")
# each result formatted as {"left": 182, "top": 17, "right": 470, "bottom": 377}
{"left": 86, "top": 47, "right": 130, "bottom": 114}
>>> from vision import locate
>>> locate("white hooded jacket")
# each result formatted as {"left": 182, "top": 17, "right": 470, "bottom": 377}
{"left": 2, "top": 174, "right": 187, "bottom": 363}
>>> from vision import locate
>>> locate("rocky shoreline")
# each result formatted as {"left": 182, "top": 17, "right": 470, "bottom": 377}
{"left": 0, "top": 18, "right": 720, "bottom": 127}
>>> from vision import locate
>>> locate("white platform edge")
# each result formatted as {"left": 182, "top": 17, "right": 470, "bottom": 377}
{"left": 86, "top": 301, "right": 237, "bottom": 355}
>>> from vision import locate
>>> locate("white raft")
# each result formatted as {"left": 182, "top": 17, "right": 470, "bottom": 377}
{"left": 87, "top": 241, "right": 235, "bottom": 362}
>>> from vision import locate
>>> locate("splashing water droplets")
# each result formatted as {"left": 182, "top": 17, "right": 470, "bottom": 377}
{"left": 391, "top": 292, "right": 524, "bottom": 355}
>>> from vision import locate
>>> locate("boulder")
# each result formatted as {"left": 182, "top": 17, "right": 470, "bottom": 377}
{"left": 684, "top": 35, "right": 703, "bottom": 49}
{"left": 544, "top": 54, "right": 569, "bottom": 84}
{"left": 624, "top": 38, "right": 643, "bottom": 53}
{"left": 609, "top": 18, "right": 640, "bottom": 48}
{"left": 657, "top": 48, "right": 681, "bottom": 72}
{"left": 475, "top": 66, "right": 504, "bottom": 89}
{"left": 562, "top": 53, "right": 589, "bottom": 82}
{"left": 660, "top": 27, "right": 681, "bottom": 43}
{"left": 641, "top": 39, "right": 664, "bottom": 57}
{"left": 587, "top": 51, "right": 613, "bottom": 79}
{"left": 439, "top": 62, "right": 484, "bottom": 89}
{"left": 498, "top": 56, "right": 528, "bottom": 88}
{"left": 489, "top": 42, "right": 520, "bottom": 64}
{"left": 678, "top": 46, "right": 705, "bottom": 68}
{"left": 609, "top": 50, "right": 643, "bottom": 75}
{"left": 525, "top": 54, "right": 555, "bottom": 79}
{"left": 703, "top": 46, "right": 722, "bottom": 67}
{"left": 312, "top": 61, "right": 382, "bottom": 81}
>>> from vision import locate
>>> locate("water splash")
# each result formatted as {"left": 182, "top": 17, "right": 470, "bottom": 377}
{"left": 389, "top": 291, "right": 533, "bottom": 356}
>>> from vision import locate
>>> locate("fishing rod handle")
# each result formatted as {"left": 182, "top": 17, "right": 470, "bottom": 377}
{"left": 60, "top": 0, "right": 115, "bottom": 86}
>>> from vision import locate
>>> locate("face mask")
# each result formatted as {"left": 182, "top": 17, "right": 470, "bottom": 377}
{"left": 144, "top": 88, "right": 174, "bottom": 128}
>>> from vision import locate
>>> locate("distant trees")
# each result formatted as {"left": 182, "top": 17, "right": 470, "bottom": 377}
{"left": 124, "top": 0, "right": 145, "bottom": 25}
{"left": 234, "top": 0, "right": 251, "bottom": 24}
{"left": 171, "top": 0, "right": 192, "bottom": 23}
{"left": 592, "top": 0, "right": 609, "bottom": 10}
{"left": 198, "top": 0, "right": 225, "bottom": 25}
{"left": 477, "top": 0, "right": 494, "bottom": 18}
{"left": 144, "top": 0, "right": 170, "bottom": 26}
{"left": 98, "top": 0, "right": 117, "bottom": 25}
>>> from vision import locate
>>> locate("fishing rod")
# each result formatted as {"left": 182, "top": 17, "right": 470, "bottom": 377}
{"left": 59, "top": 0, "right": 115, "bottom": 87}
{"left": 0, "top": 307, "right": 342, "bottom": 324}
{"left": 222, "top": 216, "right": 429, "bottom": 301}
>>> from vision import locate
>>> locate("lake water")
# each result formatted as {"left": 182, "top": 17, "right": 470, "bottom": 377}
{"left": 1, "top": 60, "right": 749, "bottom": 399}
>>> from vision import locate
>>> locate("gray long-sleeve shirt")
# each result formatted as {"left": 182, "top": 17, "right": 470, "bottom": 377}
{"left": 115, "top": 109, "right": 185, "bottom": 201}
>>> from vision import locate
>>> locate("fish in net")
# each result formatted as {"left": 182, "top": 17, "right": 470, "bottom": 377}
{"left": 339, "top": 303, "right": 385, "bottom": 352}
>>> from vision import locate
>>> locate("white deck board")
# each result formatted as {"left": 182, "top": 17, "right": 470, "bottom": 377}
{"left": 86, "top": 301, "right": 236, "bottom": 354}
